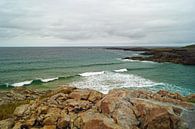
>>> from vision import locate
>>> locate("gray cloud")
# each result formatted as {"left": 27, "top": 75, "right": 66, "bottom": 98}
{"left": 0, "top": 0, "right": 195, "bottom": 46}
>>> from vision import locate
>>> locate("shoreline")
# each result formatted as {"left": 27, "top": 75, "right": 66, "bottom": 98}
{"left": 107, "top": 44, "right": 195, "bottom": 65}
{"left": 0, "top": 86, "right": 195, "bottom": 129}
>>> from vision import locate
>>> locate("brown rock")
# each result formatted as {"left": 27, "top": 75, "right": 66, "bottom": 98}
{"left": 131, "top": 99, "right": 185, "bottom": 129}
{"left": 8, "top": 87, "right": 194, "bottom": 129}
{"left": 38, "top": 106, "right": 48, "bottom": 115}
{"left": 57, "top": 114, "right": 71, "bottom": 129}
{"left": 185, "top": 94, "right": 195, "bottom": 103}
{"left": 69, "top": 89, "right": 91, "bottom": 100}
{"left": 43, "top": 108, "right": 61, "bottom": 125}
{"left": 0, "top": 118, "right": 14, "bottom": 129}
{"left": 25, "top": 118, "right": 36, "bottom": 126}
{"left": 42, "top": 125, "right": 56, "bottom": 129}
{"left": 98, "top": 90, "right": 139, "bottom": 129}
{"left": 12, "top": 122, "right": 22, "bottom": 129}
{"left": 80, "top": 109, "right": 121, "bottom": 129}
{"left": 157, "top": 90, "right": 184, "bottom": 100}
{"left": 14, "top": 104, "right": 30, "bottom": 117}
{"left": 66, "top": 99, "right": 93, "bottom": 113}
{"left": 88, "top": 90, "right": 103, "bottom": 102}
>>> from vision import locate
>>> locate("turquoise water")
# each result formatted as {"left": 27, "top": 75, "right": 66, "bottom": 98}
{"left": 0, "top": 47, "right": 195, "bottom": 95}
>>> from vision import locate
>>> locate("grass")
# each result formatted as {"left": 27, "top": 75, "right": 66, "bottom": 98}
{"left": 0, "top": 86, "right": 75, "bottom": 121}
{"left": 0, "top": 100, "right": 30, "bottom": 120}
{"left": 188, "top": 100, "right": 195, "bottom": 103}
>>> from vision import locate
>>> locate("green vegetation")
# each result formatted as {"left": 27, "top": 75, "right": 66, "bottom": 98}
{"left": 183, "top": 44, "right": 195, "bottom": 49}
{"left": 188, "top": 100, "right": 195, "bottom": 103}
{"left": 0, "top": 100, "right": 30, "bottom": 120}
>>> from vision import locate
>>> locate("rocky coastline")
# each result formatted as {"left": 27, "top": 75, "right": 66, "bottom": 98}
{"left": 108, "top": 45, "right": 195, "bottom": 65}
{"left": 0, "top": 86, "right": 195, "bottom": 129}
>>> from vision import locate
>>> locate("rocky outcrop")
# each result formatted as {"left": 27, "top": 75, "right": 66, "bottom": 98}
{"left": 123, "top": 46, "right": 195, "bottom": 65}
{"left": 0, "top": 86, "right": 195, "bottom": 129}
{"left": 0, "top": 87, "right": 47, "bottom": 106}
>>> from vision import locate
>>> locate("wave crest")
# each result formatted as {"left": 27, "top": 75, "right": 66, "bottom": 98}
{"left": 11, "top": 77, "right": 59, "bottom": 87}
{"left": 114, "top": 68, "right": 128, "bottom": 72}
{"left": 79, "top": 71, "right": 105, "bottom": 77}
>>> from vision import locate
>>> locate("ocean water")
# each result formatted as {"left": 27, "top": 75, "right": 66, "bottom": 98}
{"left": 0, "top": 47, "right": 195, "bottom": 95}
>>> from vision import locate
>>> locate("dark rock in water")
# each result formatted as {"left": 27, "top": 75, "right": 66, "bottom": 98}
{"left": 106, "top": 47, "right": 150, "bottom": 51}
{"left": 122, "top": 45, "right": 195, "bottom": 65}
{"left": 0, "top": 86, "right": 194, "bottom": 129}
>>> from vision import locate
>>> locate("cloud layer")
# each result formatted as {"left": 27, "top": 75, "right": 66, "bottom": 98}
{"left": 0, "top": 0, "right": 195, "bottom": 46}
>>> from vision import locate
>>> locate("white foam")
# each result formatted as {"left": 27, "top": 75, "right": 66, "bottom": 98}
{"left": 140, "top": 60, "right": 156, "bottom": 63}
{"left": 72, "top": 72, "right": 162, "bottom": 94}
{"left": 41, "top": 77, "right": 59, "bottom": 83}
{"left": 11, "top": 77, "right": 59, "bottom": 87}
{"left": 114, "top": 68, "right": 128, "bottom": 72}
{"left": 121, "top": 59, "right": 156, "bottom": 63}
{"left": 79, "top": 71, "right": 105, "bottom": 77}
{"left": 11, "top": 80, "right": 33, "bottom": 87}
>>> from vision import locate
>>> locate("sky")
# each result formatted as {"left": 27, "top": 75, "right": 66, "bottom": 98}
{"left": 0, "top": 0, "right": 195, "bottom": 46}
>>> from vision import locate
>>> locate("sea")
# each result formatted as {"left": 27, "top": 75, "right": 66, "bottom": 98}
{"left": 0, "top": 47, "right": 195, "bottom": 95}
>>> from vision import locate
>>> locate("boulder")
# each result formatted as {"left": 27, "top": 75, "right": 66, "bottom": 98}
{"left": 57, "top": 114, "right": 71, "bottom": 129}
{"left": 131, "top": 99, "right": 186, "bottom": 129}
{"left": 69, "top": 89, "right": 91, "bottom": 100}
{"left": 14, "top": 104, "right": 30, "bottom": 117}
{"left": 98, "top": 90, "right": 139, "bottom": 129}
{"left": 88, "top": 90, "right": 103, "bottom": 102}
{"left": 79, "top": 109, "right": 122, "bottom": 129}
{"left": 0, "top": 118, "right": 14, "bottom": 129}
{"left": 66, "top": 99, "right": 93, "bottom": 113}
{"left": 43, "top": 108, "right": 61, "bottom": 125}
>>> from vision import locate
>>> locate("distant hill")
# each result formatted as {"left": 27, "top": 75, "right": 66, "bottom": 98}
{"left": 183, "top": 44, "right": 195, "bottom": 49}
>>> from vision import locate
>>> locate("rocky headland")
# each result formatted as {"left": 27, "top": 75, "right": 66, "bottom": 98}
{"left": 108, "top": 44, "right": 195, "bottom": 65}
{"left": 0, "top": 86, "right": 195, "bottom": 129}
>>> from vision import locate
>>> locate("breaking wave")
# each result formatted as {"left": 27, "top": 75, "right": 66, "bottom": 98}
{"left": 79, "top": 71, "right": 105, "bottom": 77}
{"left": 114, "top": 68, "right": 128, "bottom": 72}
{"left": 72, "top": 71, "right": 163, "bottom": 94}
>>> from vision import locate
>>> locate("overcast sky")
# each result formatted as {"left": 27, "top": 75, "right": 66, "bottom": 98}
{"left": 0, "top": 0, "right": 195, "bottom": 46}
